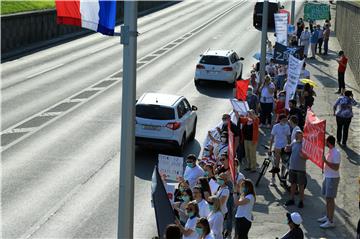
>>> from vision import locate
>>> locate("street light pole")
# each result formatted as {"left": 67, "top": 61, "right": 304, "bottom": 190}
{"left": 260, "top": 0, "right": 269, "bottom": 83}
{"left": 291, "top": 0, "right": 296, "bottom": 25}
{"left": 118, "top": 1, "right": 138, "bottom": 239}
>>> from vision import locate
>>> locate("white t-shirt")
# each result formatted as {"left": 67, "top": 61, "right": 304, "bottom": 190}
{"left": 207, "top": 211, "right": 224, "bottom": 239}
{"left": 235, "top": 194, "right": 255, "bottom": 222}
{"left": 260, "top": 82, "right": 275, "bottom": 103}
{"left": 183, "top": 217, "right": 199, "bottom": 239}
{"left": 271, "top": 123, "right": 291, "bottom": 149}
{"left": 216, "top": 186, "right": 230, "bottom": 215}
{"left": 184, "top": 165, "right": 204, "bottom": 189}
{"left": 198, "top": 199, "right": 210, "bottom": 218}
{"left": 204, "top": 233, "right": 215, "bottom": 239}
{"left": 324, "top": 148, "right": 341, "bottom": 178}
{"left": 291, "top": 125, "right": 301, "bottom": 143}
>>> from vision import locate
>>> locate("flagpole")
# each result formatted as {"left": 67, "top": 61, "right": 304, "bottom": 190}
{"left": 260, "top": 0, "right": 269, "bottom": 83}
{"left": 118, "top": 1, "right": 138, "bottom": 239}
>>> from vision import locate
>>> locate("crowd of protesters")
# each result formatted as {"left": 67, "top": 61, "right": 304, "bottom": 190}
{"left": 159, "top": 18, "right": 357, "bottom": 239}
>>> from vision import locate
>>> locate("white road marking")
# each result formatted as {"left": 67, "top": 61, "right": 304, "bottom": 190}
{"left": 25, "top": 63, "right": 64, "bottom": 79}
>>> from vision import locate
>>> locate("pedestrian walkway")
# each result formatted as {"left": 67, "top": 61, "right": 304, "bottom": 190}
{"left": 249, "top": 4, "right": 359, "bottom": 238}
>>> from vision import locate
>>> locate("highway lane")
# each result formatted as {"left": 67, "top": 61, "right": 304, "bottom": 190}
{"left": 1, "top": 1, "right": 301, "bottom": 238}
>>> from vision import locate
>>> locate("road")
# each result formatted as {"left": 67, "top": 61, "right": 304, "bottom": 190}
{"left": 4, "top": 1, "right": 356, "bottom": 239}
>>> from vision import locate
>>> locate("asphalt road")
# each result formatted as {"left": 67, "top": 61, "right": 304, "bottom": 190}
{"left": 1, "top": 1, "right": 310, "bottom": 238}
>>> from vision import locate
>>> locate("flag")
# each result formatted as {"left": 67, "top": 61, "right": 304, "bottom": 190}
{"left": 235, "top": 79, "right": 249, "bottom": 101}
{"left": 302, "top": 109, "right": 326, "bottom": 169}
{"left": 55, "top": 0, "right": 116, "bottom": 36}
{"left": 151, "top": 166, "right": 176, "bottom": 238}
{"left": 227, "top": 122, "right": 236, "bottom": 183}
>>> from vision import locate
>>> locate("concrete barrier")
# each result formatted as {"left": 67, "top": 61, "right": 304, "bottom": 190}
{"left": 1, "top": 1, "right": 177, "bottom": 60}
{"left": 335, "top": 1, "right": 360, "bottom": 85}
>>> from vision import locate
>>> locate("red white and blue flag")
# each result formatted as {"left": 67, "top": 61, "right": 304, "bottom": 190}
{"left": 55, "top": 0, "right": 116, "bottom": 36}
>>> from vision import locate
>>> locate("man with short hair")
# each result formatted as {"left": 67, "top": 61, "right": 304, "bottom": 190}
{"left": 246, "top": 86, "right": 259, "bottom": 114}
{"left": 183, "top": 154, "right": 204, "bottom": 189}
{"left": 288, "top": 115, "right": 301, "bottom": 143}
{"left": 315, "top": 24, "right": 324, "bottom": 54}
{"left": 323, "top": 24, "right": 330, "bottom": 55}
{"left": 335, "top": 51, "right": 348, "bottom": 94}
{"left": 318, "top": 135, "right": 341, "bottom": 228}
{"left": 288, "top": 99, "right": 305, "bottom": 130}
{"left": 310, "top": 26, "right": 319, "bottom": 59}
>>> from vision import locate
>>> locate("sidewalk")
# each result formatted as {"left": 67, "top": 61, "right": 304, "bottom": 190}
{"left": 245, "top": 4, "right": 359, "bottom": 239}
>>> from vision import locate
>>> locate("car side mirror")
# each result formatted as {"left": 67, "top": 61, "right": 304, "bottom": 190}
{"left": 191, "top": 105, "right": 198, "bottom": 111}
{"left": 239, "top": 57, "right": 245, "bottom": 61}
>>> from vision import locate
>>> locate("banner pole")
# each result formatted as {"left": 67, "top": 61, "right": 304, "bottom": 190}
{"left": 118, "top": 1, "right": 138, "bottom": 238}
{"left": 260, "top": 0, "right": 269, "bottom": 82}
{"left": 291, "top": 0, "right": 295, "bottom": 25}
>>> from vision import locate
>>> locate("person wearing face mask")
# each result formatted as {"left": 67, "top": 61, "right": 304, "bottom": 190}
{"left": 195, "top": 217, "right": 214, "bottom": 239}
{"left": 234, "top": 179, "right": 256, "bottom": 239}
{"left": 193, "top": 186, "right": 210, "bottom": 218}
{"left": 274, "top": 91, "right": 287, "bottom": 123}
{"left": 176, "top": 201, "right": 200, "bottom": 239}
{"left": 284, "top": 130, "right": 308, "bottom": 208}
{"left": 208, "top": 131, "right": 228, "bottom": 160}
{"left": 299, "top": 26, "right": 311, "bottom": 58}
{"left": 246, "top": 86, "right": 259, "bottom": 114}
{"left": 184, "top": 154, "right": 205, "bottom": 189}
{"left": 259, "top": 75, "right": 275, "bottom": 128}
{"left": 277, "top": 212, "right": 304, "bottom": 239}
{"left": 197, "top": 177, "right": 212, "bottom": 201}
{"left": 207, "top": 196, "right": 224, "bottom": 239}
{"left": 175, "top": 181, "right": 190, "bottom": 202}
{"left": 174, "top": 188, "right": 194, "bottom": 226}
{"left": 215, "top": 173, "right": 230, "bottom": 217}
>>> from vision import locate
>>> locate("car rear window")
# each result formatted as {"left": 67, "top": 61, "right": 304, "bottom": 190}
{"left": 200, "top": 55, "right": 230, "bottom": 65}
{"left": 136, "top": 104, "right": 175, "bottom": 120}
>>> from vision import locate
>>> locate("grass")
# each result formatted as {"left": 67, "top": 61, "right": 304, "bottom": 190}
{"left": 1, "top": 1, "right": 55, "bottom": 15}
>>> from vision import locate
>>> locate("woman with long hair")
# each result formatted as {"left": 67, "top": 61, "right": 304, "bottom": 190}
{"left": 207, "top": 196, "right": 224, "bottom": 239}
{"left": 195, "top": 217, "right": 214, "bottom": 239}
{"left": 173, "top": 188, "right": 194, "bottom": 226}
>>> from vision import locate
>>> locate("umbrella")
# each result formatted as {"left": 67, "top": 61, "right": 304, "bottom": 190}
{"left": 300, "top": 78, "right": 318, "bottom": 87}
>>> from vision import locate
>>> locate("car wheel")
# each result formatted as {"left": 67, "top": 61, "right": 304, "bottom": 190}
{"left": 189, "top": 118, "right": 197, "bottom": 141}
{"left": 194, "top": 78, "right": 200, "bottom": 87}
{"left": 176, "top": 134, "right": 186, "bottom": 155}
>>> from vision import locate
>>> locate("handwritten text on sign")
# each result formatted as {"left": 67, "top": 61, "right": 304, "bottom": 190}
{"left": 158, "top": 154, "right": 184, "bottom": 181}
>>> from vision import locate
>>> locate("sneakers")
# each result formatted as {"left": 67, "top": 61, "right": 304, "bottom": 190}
{"left": 317, "top": 215, "right": 328, "bottom": 223}
{"left": 320, "top": 220, "right": 335, "bottom": 228}
{"left": 270, "top": 177, "right": 276, "bottom": 186}
{"left": 298, "top": 201, "right": 304, "bottom": 208}
{"left": 285, "top": 199, "right": 295, "bottom": 206}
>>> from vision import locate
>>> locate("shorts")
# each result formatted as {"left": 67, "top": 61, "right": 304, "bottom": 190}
{"left": 289, "top": 169, "right": 307, "bottom": 185}
{"left": 322, "top": 177, "right": 340, "bottom": 198}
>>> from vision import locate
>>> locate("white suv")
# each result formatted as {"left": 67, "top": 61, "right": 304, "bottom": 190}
{"left": 194, "top": 49, "right": 244, "bottom": 86}
{"left": 135, "top": 93, "right": 197, "bottom": 154}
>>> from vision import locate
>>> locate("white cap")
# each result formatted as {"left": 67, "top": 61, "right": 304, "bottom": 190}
{"left": 287, "top": 212, "right": 303, "bottom": 225}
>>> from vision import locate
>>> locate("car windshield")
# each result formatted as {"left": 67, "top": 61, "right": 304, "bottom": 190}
{"left": 200, "top": 55, "right": 230, "bottom": 65}
{"left": 136, "top": 104, "right": 175, "bottom": 120}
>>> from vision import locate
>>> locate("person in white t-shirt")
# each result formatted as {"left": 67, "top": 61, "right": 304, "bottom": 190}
{"left": 234, "top": 179, "right": 256, "bottom": 239}
{"left": 317, "top": 136, "right": 341, "bottom": 229}
{"left": 176, "top": 201, "right": 200, "bottom": 239}
{"left": 195, "top": 217, "right": 215, "bottom": 239}
{"left": 193, "top": 186, "right": 210, "bottom": 218}
{"left": 184, "top": 154, "right": 205, "bottom": 189}
{"left": 289, "top": 115, "right": 301, "bottom": 143}
{"left": 269, "top": 114, "right": 291, "bottom": 186}
{"left": 259, "top": 75, "right": 275, "bottom": 128}
{"left": 207, "top": 196, "right": 224, "bottom": 239}
{"left": 215, "top": 173, "right": 230, "bottom": 216}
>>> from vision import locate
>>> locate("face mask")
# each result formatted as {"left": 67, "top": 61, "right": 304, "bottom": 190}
{"left": 208, "top": 205, "right": 214, "bottom": 211}
{"left": 195, "top": 227, "right": 203, "bottom": 236}
{"left": 187, "top": 163, "right": 194, "bottom": 168}
{"left": 182, "top": 195, "right": 190, "bottom": 202}
{"left": 204, "top": 171, "right": 209, "bottom": 177}
{"left": 221, "top": 138, "right": 227, "bottom": 143}
{"left": 179, "top": 187, "right": 185, "bottom": 192}
{"left": 187, "top": 211, "right": 194, "bottom": 218}
{"left": 217, "top": 179, "right": 225, "bottom": 186}
{"left": 279, "top": 96, "right": 286, "bottom": 101}
{"left": 242, "top": 187, "right": 247, "bottom": 194}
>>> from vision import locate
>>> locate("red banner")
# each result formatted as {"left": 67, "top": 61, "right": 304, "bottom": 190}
{"left": 235, "top": 79, "right": 250, "bottom": 101}
{"left": 227, "top": 122, "right": 236, "bottom": 182}
{"left": 302, "top": 109, "right": 326, "bottom": 169}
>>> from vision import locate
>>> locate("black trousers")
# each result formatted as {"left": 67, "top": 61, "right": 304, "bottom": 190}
{"left": 235, "top": 217, "right": 252, "bottom": 239}
{"left": 338, "top": 71, "right": 345, "bottom": 92}
{"left": 260, "top": 102, "right": 273, "bottom": 125}
{"left": 316, "top": 38, "right": 323, "bottom": 53}
{"left": 336, "top": 116, "right": 352, "bottom": 144}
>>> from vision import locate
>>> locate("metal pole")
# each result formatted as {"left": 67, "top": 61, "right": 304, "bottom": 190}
{"left": 291, "top": 0, "right": 296, "bottom": 25}
{"left": 118, "top": 1, "right": 137, "bottom": 239}
{"left": 260, "top": 0, "right": 268, "bottom": 83}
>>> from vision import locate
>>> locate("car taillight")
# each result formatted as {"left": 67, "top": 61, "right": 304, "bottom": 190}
{"left": 196, "top": 64, "right": 205, "bottom": 69}
{"left": 222, "top": 67, "right": 233, "bottom": 71}
{"left": 166, "top": 122, "right": 181, "bottom": 130}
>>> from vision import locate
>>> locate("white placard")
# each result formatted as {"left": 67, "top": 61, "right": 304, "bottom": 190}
{"left": 285, "top": 55, "right": 304, "bottom": 109}
{"left": 158, "top": 154, "right": 184, "bottom": 181}
{"left": 230, "top": 99, "right": 250, "bottom": 116}
{"left": 209, "top": 179, "right": 220, "bottom": 195}
{"left": 275, "top": 13, "right": 288, "bottom": 46}
{"left": 165, "top": 183, "right": 176, "bottom": 204}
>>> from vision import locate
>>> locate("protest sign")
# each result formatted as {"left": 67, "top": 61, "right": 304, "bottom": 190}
{"left": 235, "top": 79, "right": 250, "bottom": 101}
{"left": 151, "top": 166, "right": 176, "bottom": 238}
{"left": 302, "top": 109, "right": 326, "bottom": 169}
{"left": 304, "top": 2, "right": 331, "bottom": 21}
{"left": 230, "top": 99, "right": 249, "bottom": 116}
{"left": 209, "top": 179, "right": 220, "bottom": 195}
{"left": 274, "top": 13, "right": 288, "bottom": 46}
{"left": 227, "top": 121, "right": 236, "bottom": 183}
{"left": 285, "top": 55, "right": 304, "bottom": 109}
{"left": 158, "top": 154, "right": 184, "bottom": 181}
{"left": 164, "top": 183, "right": 176, "bottom": 204}
{"left": 273, "top": 43, "right": 304, "bottom": 65}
